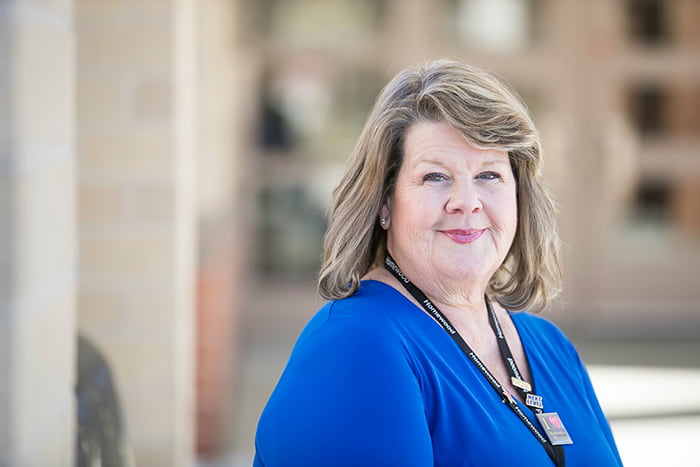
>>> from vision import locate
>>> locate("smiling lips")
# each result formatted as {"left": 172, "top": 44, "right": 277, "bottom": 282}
{"left": 442, "top": 229, "right": 485, "bottom": 244}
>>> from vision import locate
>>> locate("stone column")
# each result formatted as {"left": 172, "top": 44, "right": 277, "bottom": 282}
{"left": 195, "top": 0, "right": 253, "bottom": 456}
{"left": 0, "top": 1, "right": 76, "bottom": 466}
{"left": 76, "top": 0, "right": 197, "bottom": 465}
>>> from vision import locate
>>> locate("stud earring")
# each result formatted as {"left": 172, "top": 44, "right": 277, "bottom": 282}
{"left": 381, "top": 218, "right": 387, "bottom": 226}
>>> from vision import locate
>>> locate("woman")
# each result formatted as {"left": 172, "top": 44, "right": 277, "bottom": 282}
{"left": 254, "top": 59, "right": 622, "bottom": 466}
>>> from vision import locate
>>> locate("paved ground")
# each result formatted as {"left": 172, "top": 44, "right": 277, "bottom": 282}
{"left": 200, "top": 281, "right": 700, "bottom": 467}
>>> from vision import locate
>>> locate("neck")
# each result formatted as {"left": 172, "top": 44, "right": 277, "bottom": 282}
{"left": 423, "top": 285, "right": 486, "bottom": 316}
{"left": 372, "top": 258, "right": 494, "bottom": 330}
{"left": 430, "top": 291, "right": 493, "bottom": 340}
{"left": 381, "top": 253, "right": 490, "bottom": 314}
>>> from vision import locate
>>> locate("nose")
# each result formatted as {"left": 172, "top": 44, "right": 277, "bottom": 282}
{"left": 445, "top": 179, "right": 482, "bottom": 214}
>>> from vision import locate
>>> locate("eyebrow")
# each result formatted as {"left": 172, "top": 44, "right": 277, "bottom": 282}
{"left": 481, "top": 158, "right": 511, "bottom": 167}
{"left": 413, "top": 157, "right": 448, "bottom": 167}
{"left": 412, "top": 155, "right": 510, "bottom": 169}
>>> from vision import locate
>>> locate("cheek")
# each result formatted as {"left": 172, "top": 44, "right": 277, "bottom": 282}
{"left": 493, "top": 192, "right": 518, "bottom": 235}
{"left": 393, "top": 216, "right": 429, "bottom": 245}
{"left": 507, "top": 198, "right": 518, "bottom": 228}
{"left": 390, "top": 203, "right": 435, "bottom": 250}
{"left": 393, "top": 188, "right": 436, "bottom": 222}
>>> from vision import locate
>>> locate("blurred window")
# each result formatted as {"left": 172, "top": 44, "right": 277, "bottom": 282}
{"left": 627, "top": 84, "right": 667, "bottom": 138}
{"left": 631, "top": 178, "right": 670, "bottom": 226}
{"left": 256, "top": 66, "right": 331, "bottom": 155}
{"left": 253, "top": 62, "right": 383, "bottom": 279}
{"left": 256, "top": 184, "right": 327, "bottom": 279}
{"left": 625, "top": 0, "right": 668, "bottom": 45}
{"left": 259, "top": 0, "right": 386, "bottom": 48}
{"left": 627, "top": 83, "right": 700, "bottom": 140}
{"left": 258, "top": 91, "right": 295, "bottom": 153}
{"left": 256, "top": 64, "right": 383, "bottom": 160}
{"left": 444, "top": 0, "right": 543, "bottom": 51}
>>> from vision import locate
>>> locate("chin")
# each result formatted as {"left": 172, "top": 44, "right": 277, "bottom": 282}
{"left": 439, "top": 265, "right": 490, "bottom": 282}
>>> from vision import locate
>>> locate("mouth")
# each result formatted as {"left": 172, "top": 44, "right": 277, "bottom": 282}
{"left": 441, "top": 229, "right": 485, "bottom": 244}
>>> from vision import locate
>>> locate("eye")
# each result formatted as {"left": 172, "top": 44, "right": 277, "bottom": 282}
{"left": 422, "top": 173, "right": 449, "bottom": 183}
{"left": 477, "top": 171, "right": 503, "bottom": 182}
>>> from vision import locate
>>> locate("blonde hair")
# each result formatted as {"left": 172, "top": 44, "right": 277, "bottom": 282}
{"left": 318, "top": 59, "right": 562, "bottom": 312}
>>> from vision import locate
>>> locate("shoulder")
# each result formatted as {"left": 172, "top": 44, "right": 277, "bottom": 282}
{"left": 283, "top": 281, "right": 421, "bottom": 372}
{"left": 298, "top": 280, "right": 413, "bottom": 343}
{"left": 510, "top": 311, "right": 563, "bottom": 333}
{"left": 256, "top": 281, "right": 434, "bottom": 466}
{"left": 510, "top": 311, "right": 579, "bottom": 358}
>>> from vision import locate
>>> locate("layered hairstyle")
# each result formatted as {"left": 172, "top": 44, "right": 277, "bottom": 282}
{"left": 318, "top": 59, "right": 562, "bottom": 312}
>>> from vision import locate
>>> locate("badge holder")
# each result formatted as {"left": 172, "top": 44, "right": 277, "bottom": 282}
{"left": 536, "top": 412, "right": 574, "bottom": 446}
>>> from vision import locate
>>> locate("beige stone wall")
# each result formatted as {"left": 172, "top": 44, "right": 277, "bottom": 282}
{"left": 76, "top": 0, "right": 197, "bottom": 465}
{"left": 0, "top": 1, "right": 76, "bottom": 465}
{"left": 2, "top": 0, "right": 242, "bottom": 464}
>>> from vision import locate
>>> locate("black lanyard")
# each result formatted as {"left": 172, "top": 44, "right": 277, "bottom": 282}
{"left": 384, "top": 255, "right": 566, "bottom": 467}
{"left": 486, "top": 297, "right": 544, "bottom": 411}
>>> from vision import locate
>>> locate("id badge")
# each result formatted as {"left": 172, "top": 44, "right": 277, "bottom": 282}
{"left": 536, "top": 412, "right": 574, "bottom": 445}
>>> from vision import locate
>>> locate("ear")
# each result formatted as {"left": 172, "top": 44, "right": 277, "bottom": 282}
{"left": 379, "top": 199, "right": 392, "bottom": 229}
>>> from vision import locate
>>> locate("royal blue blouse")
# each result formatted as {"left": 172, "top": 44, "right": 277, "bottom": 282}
{"left": 254, "top": 281, "right": 622, "bottom": 466}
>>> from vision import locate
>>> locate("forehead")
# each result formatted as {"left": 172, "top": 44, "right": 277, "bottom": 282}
{"left": 403, "top": 121, "right": 509, "bottom": 166}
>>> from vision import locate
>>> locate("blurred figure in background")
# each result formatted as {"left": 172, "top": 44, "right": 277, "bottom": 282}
{"left": 253, "top": 59, "right": 622, "bottom": 466}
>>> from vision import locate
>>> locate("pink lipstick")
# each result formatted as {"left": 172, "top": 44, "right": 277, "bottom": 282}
{"left": 442, "top": 229, "right": 485, "bottom": 244}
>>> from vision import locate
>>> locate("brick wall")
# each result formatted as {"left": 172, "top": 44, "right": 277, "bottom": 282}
{"left": 76, "top": 0, "right": 197, "bottom": 465}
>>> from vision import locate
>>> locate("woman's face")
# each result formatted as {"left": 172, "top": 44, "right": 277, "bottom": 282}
{"left": 382, "top": 121, "right": 517, "bottom": 293}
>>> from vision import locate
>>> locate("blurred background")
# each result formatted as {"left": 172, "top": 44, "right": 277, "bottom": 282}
{"left": 1, "top": 0, "right": 699, "bottom": 466}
